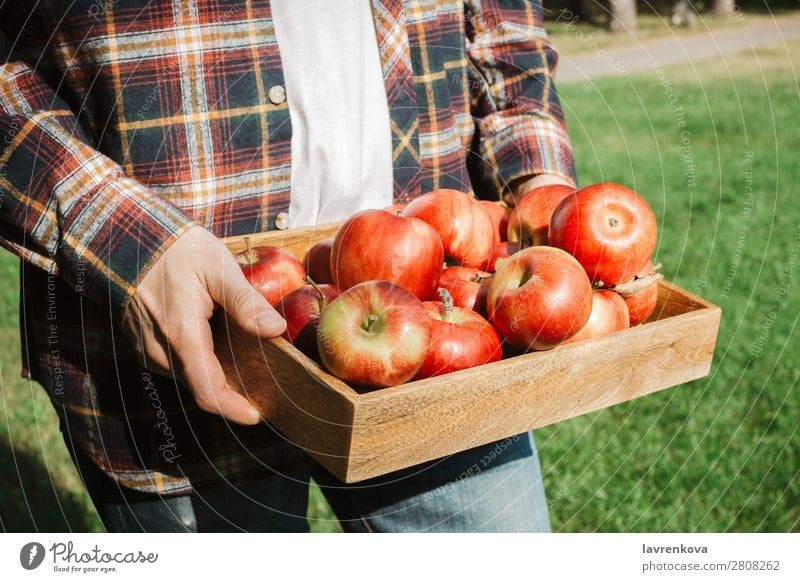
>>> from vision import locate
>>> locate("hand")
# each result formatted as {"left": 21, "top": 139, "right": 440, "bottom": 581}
{"left": 122, "top": 225, "right": 286, "bottom": 425}
{"left": 504, "top": 173, "right": 575, "bottom": 207}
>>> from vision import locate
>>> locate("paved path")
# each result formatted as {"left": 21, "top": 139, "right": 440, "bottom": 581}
{"left": 555, "top": 15, "right": 800, "bottom": 83}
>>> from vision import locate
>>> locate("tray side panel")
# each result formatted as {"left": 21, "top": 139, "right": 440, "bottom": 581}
{"left": 345, "top": 304, "right": 721, "bottom": 482}
{"left": 223, "top": 223, "right": 340, "bottom": 263}
{"left": 650, "top": 279, "right": 715, "bottom": 319}
{"left": 217, "top": 223, "right": 724, "bottom": 484}
{"left": 213, "top": 315, "right": 357, "bottom": 477}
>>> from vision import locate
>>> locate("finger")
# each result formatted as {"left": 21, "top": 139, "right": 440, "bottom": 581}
{"left": 138, "top": 338, "right": 173, "bottom": 378}
{"left": 174, "top": 318, "right": 261, "bottom": 426}
{"left": 206, "top": 257, "right": 287, "bottom": 338}
{"left": 123, "top": 297, "right": 175, "bottom": 378}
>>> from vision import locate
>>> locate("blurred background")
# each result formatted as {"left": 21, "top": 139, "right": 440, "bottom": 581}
{"left": 1, "top": 1, "right": 798, "bottom": 532}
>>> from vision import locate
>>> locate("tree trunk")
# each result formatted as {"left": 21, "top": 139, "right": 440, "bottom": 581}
{"left": 671, "top": 0, "right": 698, "bottom": 27}
{"left": 712, "top": 0, "right": 736, "bottom": 18}
{"left": 607, "top": 0, "right": 637, "bottom": 33}
{"left": 579, "top": 0, "right": 601, "bottom": 25}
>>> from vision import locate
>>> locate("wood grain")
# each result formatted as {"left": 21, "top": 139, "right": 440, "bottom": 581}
{"left": 217, "top": 228, "right": 722, "bottom": 483}
{"left": 212, "top": 313, "right": 357, "bottom": 475}
{"left": 346, "top": 285, "right": 721, "bottom": 480}
{"left": 650, "top": 279, "right": 715, "bottom": 319}
{"left": 224, "top": 223, "right": 340, "bottom": 263}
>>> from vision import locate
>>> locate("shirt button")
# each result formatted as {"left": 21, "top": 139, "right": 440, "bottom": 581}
{"left": 268, "top": 85, "right": 286, "bottom": 105}
{"left": 275, "top": 211, "right": 290, "bottom": 230}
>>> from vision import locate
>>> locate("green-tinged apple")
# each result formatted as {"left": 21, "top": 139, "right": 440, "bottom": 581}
{"left": 316, "top": 280, "right": 432, "bottom": 387}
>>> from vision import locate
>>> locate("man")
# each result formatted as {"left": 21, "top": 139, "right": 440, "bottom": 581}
{"left": 0, "top": 0, "right": 575, "bottom": 532}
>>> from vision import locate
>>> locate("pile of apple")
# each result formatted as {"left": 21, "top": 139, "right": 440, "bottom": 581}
{"left": 236, "top": 184, "right": 663, "bottom": 388}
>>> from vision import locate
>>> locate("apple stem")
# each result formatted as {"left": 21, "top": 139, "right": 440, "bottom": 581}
{"left": 366, "top": 313, "right": 379, "bottom": 333}
{"left": 612, "top": 272, "right": 665, "bottom": 297}
{"left": 472, "top": 273, "right": 492, "bottom": 284}
{"left": 437, "top": 287, "right": 454, "bottom": 320}
{"left": 244, "top": 236, "right": 256, "bottom": 264}
{"left": 305, "top": 276, "right": 327, "bottom": 310}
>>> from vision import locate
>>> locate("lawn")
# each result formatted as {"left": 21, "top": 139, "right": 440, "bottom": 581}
{"left": 544, "top": 8, "right": 797, "bottom": 57}
{"left": 542, "top": 39, "right": 800, "bottom": 532}
{"left": 1, "top": 40, "right": 798, "bottom": 532}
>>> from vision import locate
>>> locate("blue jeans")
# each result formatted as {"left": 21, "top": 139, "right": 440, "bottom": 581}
{"left": 67, "top": 432, "right": 550, "bottom": 533}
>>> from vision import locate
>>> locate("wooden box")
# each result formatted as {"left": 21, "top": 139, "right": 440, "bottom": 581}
{"left": 214, "top": 225, "right": 721, "bottom": 483}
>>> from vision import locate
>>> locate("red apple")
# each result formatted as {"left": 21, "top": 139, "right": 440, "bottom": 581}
{"left": 330, "top": 209, "right": 444, "bottom": 300}
{"left": 401, "top": 189, "right": 494, "bottom": 269}
{"left": 414, "top": 289, "right": 502, "bottom": 379}
{"left": 316, "top": 280, "right": 432, "bottom": 387}
{"left": 507, "top": 184, "right": 575, "bottom": 246}
{"left": 562, "top": 290, "right": 630, "bottom": 345}
{"left": 437, "top": 267, "right": 492, "bottom": 315}
{"left": 487, "top": 246, "right": 593, "bottom": 350}
{"left": 549, "top": 182, "right": 657, "bottom": 286}
{"left": 613, "top": 260, "right": 663, "bottom": 326}
{"left": 236, "top": 239, "right": 306, "bottom": 306}
{"left": 302, "top": 238, "right": 334, "bottom": 285}
{"left": 478, "top": 200, "right": 510, "bottom": 244}
{"left": 487, "top": 242, "right": 521, "bottom": 273}
{"left": 383, "top": 202, "right": 407, "bottom": 215}
{"left": 275, "top": 279, "right": 342, "bottom": 358}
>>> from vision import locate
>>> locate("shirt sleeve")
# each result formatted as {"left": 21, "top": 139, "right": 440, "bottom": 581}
{"left": 0, "top": 38, "right": 194, "bottom": 322}
{"left": 465, "top": 0, "right": 577, "bottom": 198}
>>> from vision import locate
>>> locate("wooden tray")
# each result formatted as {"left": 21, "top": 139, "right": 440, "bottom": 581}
{"left": 214, "top": 225, "right": 722, "bottom": 483}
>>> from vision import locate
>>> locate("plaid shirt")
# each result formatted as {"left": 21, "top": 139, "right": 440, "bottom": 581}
{"left": 0, "top": 0, "right": 575, "bottom": 495}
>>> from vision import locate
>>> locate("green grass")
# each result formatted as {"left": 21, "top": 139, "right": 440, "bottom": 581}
{"left": 545, "top": 10, "right": 798, "bottom": 57}
{"left": 539, "top": 40, "right": 800, "bottom": 531}
{"left": 2, "top": 41, "right": 798, "bottom": 532}
{"left": 0, "top": 256, "right": 102, "bottom": 532}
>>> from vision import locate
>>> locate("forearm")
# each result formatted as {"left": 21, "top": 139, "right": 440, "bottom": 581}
{"left": 465, "top": 0, "right": 577, "bottom": 200}
{"left": 0, "top": 60, "right": 193, "bottom": 320}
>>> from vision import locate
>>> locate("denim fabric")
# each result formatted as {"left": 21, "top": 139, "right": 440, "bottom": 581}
{"left": 66, "top": 432, "right": 549, "bottom": 533}
{"left": 314, "top": 433, "right": 550, "bottom": 533}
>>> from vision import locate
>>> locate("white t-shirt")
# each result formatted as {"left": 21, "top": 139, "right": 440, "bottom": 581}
{"left": 271, "top": 1, "right": 394, "bottom": 229}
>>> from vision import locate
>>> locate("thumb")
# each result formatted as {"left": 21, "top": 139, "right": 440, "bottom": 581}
{"left": 207, "top": 258, "right": 287, "bottom": 338}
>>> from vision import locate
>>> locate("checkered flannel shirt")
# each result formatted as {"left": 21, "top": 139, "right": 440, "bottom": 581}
{"left": 0, "top": 0, "right": 575, "bottom": 495}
